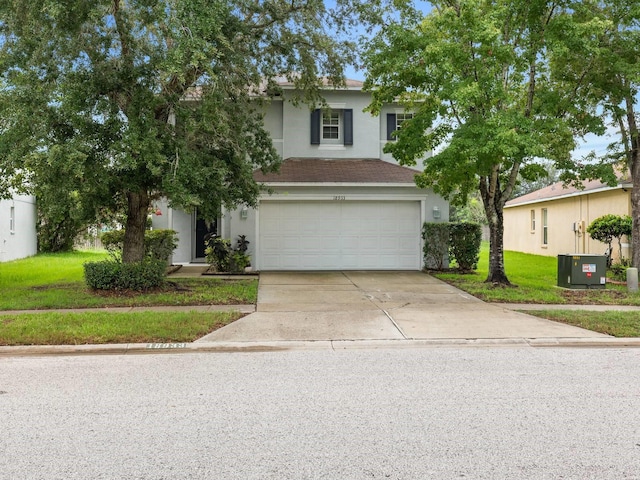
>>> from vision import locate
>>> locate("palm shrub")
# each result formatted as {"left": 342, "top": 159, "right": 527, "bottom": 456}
{"left": 205, "top": 235, "right": 251, "bottom": 273}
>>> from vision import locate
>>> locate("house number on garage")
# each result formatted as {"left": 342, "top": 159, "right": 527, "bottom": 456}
{"left": 333, "top": 195, "right": 346, "bottom": 201}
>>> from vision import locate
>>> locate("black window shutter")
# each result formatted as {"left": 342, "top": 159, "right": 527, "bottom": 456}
{"left": 343, "top": 109, "right": 353, "bottom": 145}
{"left": 310, "top": 109, "right": 321, "bottom": 145}
{"left": 386, "top": 113, "right": 397, "bottom": 141}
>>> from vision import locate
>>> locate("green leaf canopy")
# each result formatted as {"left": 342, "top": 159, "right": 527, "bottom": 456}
{"left": 0, "top": 0, "right": 367, "bottom": 261}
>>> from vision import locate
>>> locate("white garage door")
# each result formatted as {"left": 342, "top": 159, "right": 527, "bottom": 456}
{"left": 258, "top": 201, "right": 421, "bottom": 270}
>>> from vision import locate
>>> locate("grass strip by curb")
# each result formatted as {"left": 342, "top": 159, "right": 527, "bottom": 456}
{"left": 0, "top": 310, "right": 244, "bottom": 346}
{"left": 522, "top": 310, "right": 640, "bottom": 337}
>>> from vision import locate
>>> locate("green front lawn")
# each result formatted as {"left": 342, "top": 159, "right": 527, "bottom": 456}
{"left": 434, "top": 243, "right": 640, "bottom": 305}
{"left": 0, "top": 251, "right": 255, "bottom": 345}
{"left": 0, "top": 251, "right": 257, "bottom": 310}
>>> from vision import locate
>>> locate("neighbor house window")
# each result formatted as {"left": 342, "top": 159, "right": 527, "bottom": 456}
{"left": 542, "top": 208, "right": 548, "bottom": 245}
{"left": 530, "top": 209, "right": 536, "bottom": 232}
{"left": 310, "top": 109, "right": 353, "bottom": 146}
{"left": 9, "top": 206, "right": 15, "bottom": 234}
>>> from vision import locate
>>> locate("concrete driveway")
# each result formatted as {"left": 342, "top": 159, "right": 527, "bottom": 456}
{"left": 197, "top": 271, "right": 608, "bottom": 342}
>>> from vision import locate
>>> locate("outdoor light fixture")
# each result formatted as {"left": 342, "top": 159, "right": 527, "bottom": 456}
{"left": 240, "top": 207, "right": 248, "bottom": 219}
{"left": 432, "top": 206, "right": 441, "bottom": 219}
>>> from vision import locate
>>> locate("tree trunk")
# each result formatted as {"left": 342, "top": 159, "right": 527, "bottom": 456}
{"left": 625, "top": 95, "right": 639, "bottom": 269}
{"left": 479, "top": 170, "right": 512, "bottom": 286}
{"left": 122, "top": 190, "right": 150, "bottom": 263}
{"left": 631, "top": 156, "right": 640, "bottom": 269}
{"left": 485, "top": 204, "right": 511, "bottom": 285}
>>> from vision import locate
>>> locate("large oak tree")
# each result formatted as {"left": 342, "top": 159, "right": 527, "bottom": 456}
{"left": 364, "top": 0, "right": 615, "bottom": 284}
{"left": 0, "top": 0, "right": 371, "bottom": 262}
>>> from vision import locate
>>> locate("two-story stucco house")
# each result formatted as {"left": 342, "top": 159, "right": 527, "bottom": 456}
{"left": 0, "top": 193, "right": 37, "bottom": 262}
{"left": 153, "top": 79, "right": 449, "bottom": 270}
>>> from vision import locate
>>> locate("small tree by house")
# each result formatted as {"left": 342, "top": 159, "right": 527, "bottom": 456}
{"left": 587, "top": 214, "right": 632, "bottom": 266}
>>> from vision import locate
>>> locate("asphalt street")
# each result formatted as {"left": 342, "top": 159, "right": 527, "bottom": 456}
{"left": 1, "top": 347, "right": 639, "bottom": 479}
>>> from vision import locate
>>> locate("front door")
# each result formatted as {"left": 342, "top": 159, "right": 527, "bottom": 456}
{"left": 194, "top": 213, "right": 217, "bottom": 261}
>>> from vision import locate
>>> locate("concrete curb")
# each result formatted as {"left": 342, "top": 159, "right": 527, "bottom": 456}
{"left": 2, "top": 337, "right": 640, "bottom": 357}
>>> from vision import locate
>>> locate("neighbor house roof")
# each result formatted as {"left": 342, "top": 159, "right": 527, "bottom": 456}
{"left": 253, "top": 158, "right": 418, "bottom": 184}
{"left": 274, "top": 77, "right": 364, "bottom": 90}
{"left": 183, "top": 78, "right": 365, "bottom": 101}
{"left": 506, "top": 174, "right": 632, "bottom": 208}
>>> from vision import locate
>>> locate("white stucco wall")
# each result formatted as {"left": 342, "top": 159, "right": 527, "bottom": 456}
{"left": 0, "top": 194, "right": 37, "bottom": 262}
{"left": 278, "top": 90, "right": 380, "bottom": 160}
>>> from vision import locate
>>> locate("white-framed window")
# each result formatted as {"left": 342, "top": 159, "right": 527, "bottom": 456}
{"left": 542, "top": 208, "right": 548, "bottom": 245}
{"left": 530, "top": 209, "right": 536, "bottom": 232}
{"left": 387, "top": 112, "right": 414, "bottom": 141}
{"left": 9, "top": 205, "right": 15, "bottom": 234}
{"left": 396, "top": 112, "right": 414, "bottom": 132}
{"left": 310, "top": 108, "right": 353, "bottom": 146}
{"left": 322, "top": 110, "right": 341, "bottom": 141}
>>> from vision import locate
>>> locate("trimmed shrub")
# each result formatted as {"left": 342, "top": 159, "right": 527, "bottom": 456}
{"left": 587, "top": 214, "right": 632, "bottom": 266}
{"left": 423, "top": 222, "right": 449, "bottom": 270}
{"left": 449, "top": 222, "right": 482, "bottom": 271}
{"left": 83, "top": 260, "right": 121, "bottom": 290}
{"left": 84, "top": 259, "right": 166, "bottom": 291}
{"left": 100, "top": 229, "right": 178, "bottom": 262}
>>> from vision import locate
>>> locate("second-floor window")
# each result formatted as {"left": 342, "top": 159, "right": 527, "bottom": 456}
{"left": 387, "top": 112, "right": 414, "bottom": 140}
{"left": 322, "top": 110, "right": 340, "bottom": 141}
{"left": 310, "top": 108, "right": 353, "bottom": 146}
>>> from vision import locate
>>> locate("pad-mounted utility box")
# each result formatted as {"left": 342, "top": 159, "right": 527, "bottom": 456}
{"left": 557, "top": 254, "right": 607, "bottom": 289}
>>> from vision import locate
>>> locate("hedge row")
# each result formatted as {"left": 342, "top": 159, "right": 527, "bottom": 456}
{"left": 84, "top": 259, "right": 166, "bottom": 291}
{"left": 422, "top": 222, "right": 482, "bottom": 271}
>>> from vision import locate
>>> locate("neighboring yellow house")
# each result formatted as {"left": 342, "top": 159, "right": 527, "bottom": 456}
{"left": 504, "top": 176, "right": 632, "bottom": 262}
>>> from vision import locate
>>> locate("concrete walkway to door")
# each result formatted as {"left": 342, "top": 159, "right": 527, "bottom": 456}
{"left": 197, "top": 271, "right": 609, "bottom": 342}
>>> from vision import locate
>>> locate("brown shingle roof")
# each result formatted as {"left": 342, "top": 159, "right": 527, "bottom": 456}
{"left": 506, "top": 174, "right": 632, "bottom": 207}
{"left": 253, "top": 158, "right": 419, "bottom": 184}
{"left": 274, "top": 77, "right": 364, "bottom": 89}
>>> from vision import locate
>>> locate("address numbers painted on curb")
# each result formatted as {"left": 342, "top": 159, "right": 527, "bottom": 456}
{"left": 146, "top": 343, "right": 187, "bottom": 349}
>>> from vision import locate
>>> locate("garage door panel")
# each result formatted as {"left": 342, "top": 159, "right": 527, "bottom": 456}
{"left": 259, "top": 201, "right": 421, "bottom": 270}
{"left": 357, "top": 237, "right": 379, "bottom": 250}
